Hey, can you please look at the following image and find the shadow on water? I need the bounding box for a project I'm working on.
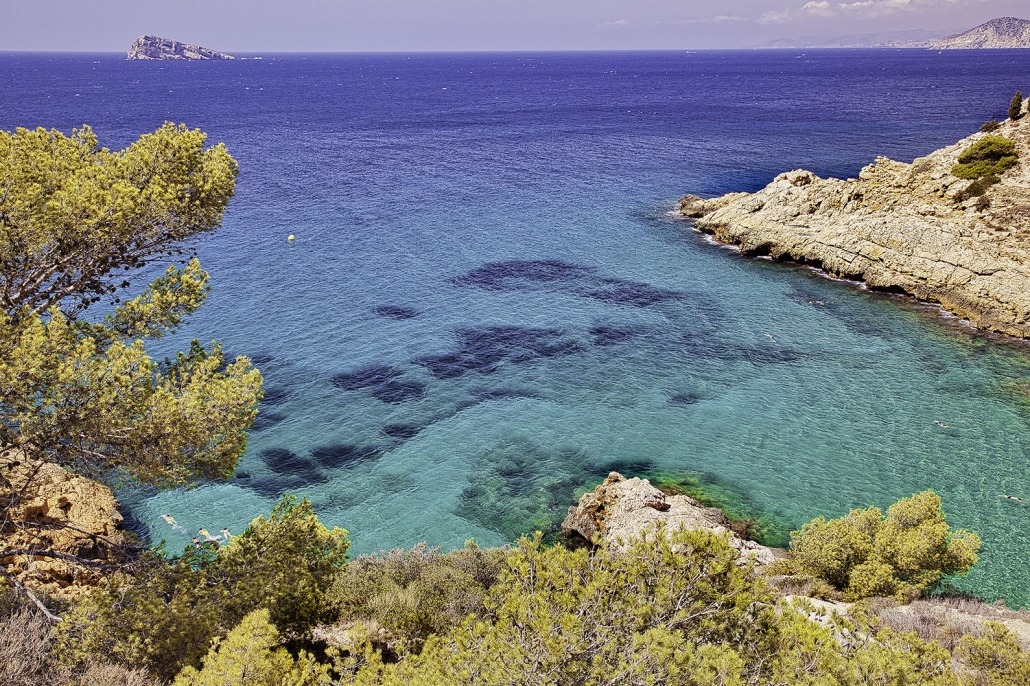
[453,259,686,309]
[253,411,287,431]
[373,304,419,320]
[417,326,585,380]
[310,444,383,469]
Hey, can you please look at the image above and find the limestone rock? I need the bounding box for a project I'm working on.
[1,451,126,601]
[127,35,234,60]
[562,472,779,566]
[684,110,1030,338]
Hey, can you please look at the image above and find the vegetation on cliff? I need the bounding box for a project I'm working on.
[951,135,1018,180]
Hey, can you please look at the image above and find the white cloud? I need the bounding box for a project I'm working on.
[604,19,629,26]
[759,8,793,23]
[802,1,833,16]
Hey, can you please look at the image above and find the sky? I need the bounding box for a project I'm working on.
[1,0,1028,51]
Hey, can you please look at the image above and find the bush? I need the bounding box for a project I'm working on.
[953,174,1001,203]
[952,136,1018,179]
[172,609,330,686]
[787,491,980,601]
[340,527,985,685]
[980,120,1001,133]
[329,541,506,654]
[55,496,349,681]
[1009,91,1024,121]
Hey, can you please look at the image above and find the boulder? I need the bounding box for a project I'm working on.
[562,472,779,566]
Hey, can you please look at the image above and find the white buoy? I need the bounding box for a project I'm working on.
[287,234,295,242]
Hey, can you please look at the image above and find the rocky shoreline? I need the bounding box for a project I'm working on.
[681,99,1030,338]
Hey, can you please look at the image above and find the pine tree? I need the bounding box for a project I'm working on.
[1008,91,1024,120]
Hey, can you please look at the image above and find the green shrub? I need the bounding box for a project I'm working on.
[953,174,1001,202]
[56,497,349,681]
[172,609,330,686]
[1009,91,1024,121]
[952,136,1018,179]
[329,541,506,654]
[787,491,980,601]
[980,120,1001,133]
[342,527,978,686]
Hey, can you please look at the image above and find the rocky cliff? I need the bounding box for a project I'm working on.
[927,17,1030,49]
[127,35,234,60]
[681,99,1030,338]
[562,472,781,566]
[1,450,127,601]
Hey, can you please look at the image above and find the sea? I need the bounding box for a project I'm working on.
[3,49,1030,604]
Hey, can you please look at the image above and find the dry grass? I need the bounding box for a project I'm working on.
[864,594,1030,651]
[0,602,161,686]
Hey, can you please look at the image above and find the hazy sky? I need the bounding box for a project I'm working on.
[2,0,1028,51]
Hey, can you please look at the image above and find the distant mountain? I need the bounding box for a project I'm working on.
[924,17,1030,49]
[127,35,234,60]
[760,28,946,49]
[763,17,1030,49]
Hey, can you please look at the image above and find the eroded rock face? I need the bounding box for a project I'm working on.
[127,35,235,60]
[562,472,779,566]
[1,451,126,601]
[684,102,1030,338]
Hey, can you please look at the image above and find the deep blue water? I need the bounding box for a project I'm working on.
[4,50,1030,604]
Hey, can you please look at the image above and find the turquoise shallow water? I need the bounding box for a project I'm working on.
[4,50,1030,604]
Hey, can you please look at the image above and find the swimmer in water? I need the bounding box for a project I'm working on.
[198,528,221,543]
[1001,495,1024,502]
[933,420,951,429]
[220,528,231,542]
[161,514,186,532]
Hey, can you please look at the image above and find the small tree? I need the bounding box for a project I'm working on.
[788,491,980,601]
[1009,91,1024,120]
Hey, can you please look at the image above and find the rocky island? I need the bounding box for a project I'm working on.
[127,35,234,60]
[926,17,1030,50]
[681,97,1030,338]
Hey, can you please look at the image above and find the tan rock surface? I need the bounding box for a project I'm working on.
[562,472,780,566]
[1,450,126,600]
[683,101,1030,338]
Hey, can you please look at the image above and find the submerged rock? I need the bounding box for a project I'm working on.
[562,472,779,566]
[683,102,1030,338]
[127,35,235,60]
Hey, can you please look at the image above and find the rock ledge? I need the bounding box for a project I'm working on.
[683,101,1030,338]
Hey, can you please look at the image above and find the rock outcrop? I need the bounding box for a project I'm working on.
[1,451,126,600]
[127,35,235,60]
[682,100,1030,338]
[927,17,1030,50]
[562,472,780,566]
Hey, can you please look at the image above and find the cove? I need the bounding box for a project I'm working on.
[4,49,1030,605]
